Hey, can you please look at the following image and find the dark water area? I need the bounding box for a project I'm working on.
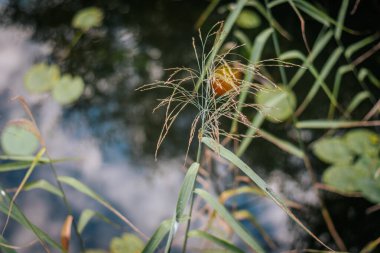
[0,0,379,252]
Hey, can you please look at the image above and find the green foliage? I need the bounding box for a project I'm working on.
[72,7,104,32]
[314,130,380,203]
[236,10,261,29]
[110,233,144,253]
[24,63,60,93]
[1,119,40,156]
[255,85,296,122]
[52,74,85,105]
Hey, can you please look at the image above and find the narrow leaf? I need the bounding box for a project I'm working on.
[188,230,245,253]
[202,137,332,250]
[142,219,171,253]
[195,189,264,253]
[61,215,73,252]
[24,180,63,198]
[296,120,380,129]
[58,176,147,240]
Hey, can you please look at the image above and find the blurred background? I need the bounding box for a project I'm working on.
[0,0,379,252]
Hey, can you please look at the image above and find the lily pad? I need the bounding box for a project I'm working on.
[1,119,40,156]
[236,10,261,29]
[72,7,104,32]
[24,63,60,93]
[358,178,380,203]
[255,85,296,123]
[110,233,144,253]
[322,164,370,192]
[313,137,354,165]
[52,74,85,105]
[345,129,379,157]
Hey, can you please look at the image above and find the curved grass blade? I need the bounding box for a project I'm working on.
[165,162,200,252]
[328,64,353,118]
[202,137,333,251]
[0,161,37,172]
[195,189,264,253]
[233,210,276,249]
[0,185,62,251]
[358,68,380,88]
[345,34,380,59]
[57,176,148,240]
[142,219,171,253]
[195,0,220,29]
[188,230,245,253]
[296,120,380,129]
[334,0,349,40]
[346,91,371,115]
[77,209,119,234]
[24,180,63,198]
[295,47,343,116]
[0,235,17,253]
[257,128,305,158]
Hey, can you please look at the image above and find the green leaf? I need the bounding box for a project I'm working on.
[296,120,380,129]
[58,176,146,239]
[52,74,85,105]
[202,137,332,250]
[358,178,380,204]
[24,63,60,93]
[345,129,379,156]
[1,119,40,156]
[313,137,353,165]
[0,184,62,250]
[142,219,171,253]
[164,162,200,252]
[24,179,63,197]
[0,235,17,253]
[72,7,104,32]
[322,165,370,192]
[255,85,296,122]
[110,233,144,253]
[188,230,245,253]
[236,10,261,29]
[78,209,118,234]
[195,189,264,253]
[176,162,200,221]
[85,250,107,253]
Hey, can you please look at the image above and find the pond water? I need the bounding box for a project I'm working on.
[0,1,379,252]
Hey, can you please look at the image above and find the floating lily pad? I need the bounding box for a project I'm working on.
[52,74,85,105]
[345,129,379,157]
[255,86,296,123]
[322,164,369,192]
[72,7,104,32]
[1,119,40,156]
[24,63,60,93]
[358,178,380,203]
[313,137,354,165]
[110,233,144,253]
[236,10,261,29]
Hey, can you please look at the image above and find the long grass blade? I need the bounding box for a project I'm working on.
[194,189,265,253]
[345,34,380,59]
[0,185,62,250]
[257,128,305,158]
[77,209,117,234]
[195,0,221,29]
[0,235,17,253]
[188,230,245,253]
[296,47,343,116]
[142,219,171,253]
[57,176,148,240]
[164,162,200,252]
[202,137,332,250]
[334,0,349,40]
[23,180,63,198]
[296,120,380,129]
[346,91,371,115]
[358,68,380,88]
